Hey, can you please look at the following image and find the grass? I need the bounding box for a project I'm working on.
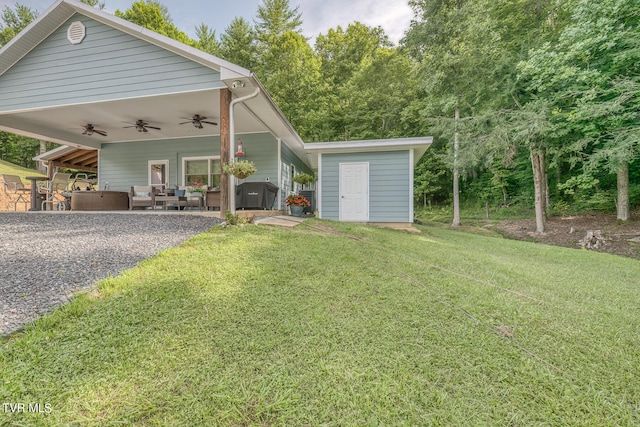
[1,220,640,425]
[0,159,45,182]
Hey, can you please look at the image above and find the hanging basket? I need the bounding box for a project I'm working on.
[223,160,257,180]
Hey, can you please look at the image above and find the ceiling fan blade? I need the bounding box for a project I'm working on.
[95,130,108,136]
[146,126,161,130]
[201,120,218,125]
[179,121,192,125]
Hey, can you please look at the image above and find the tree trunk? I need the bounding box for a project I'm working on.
[452,108,461,227]
[37,140,47,174]
[617,163,629,221]
[531,148,547,233]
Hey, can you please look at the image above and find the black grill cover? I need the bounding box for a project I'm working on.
[236,182,279,209]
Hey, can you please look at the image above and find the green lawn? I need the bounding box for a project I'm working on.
[1,220,639,426]
[0,159,45,182]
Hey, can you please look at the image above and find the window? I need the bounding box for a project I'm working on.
[183,157,221,187]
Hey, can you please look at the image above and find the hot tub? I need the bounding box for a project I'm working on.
[71,191,129,211]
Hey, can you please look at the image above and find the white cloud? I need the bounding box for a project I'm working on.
[298,0,413,45]
[0,0,413,46]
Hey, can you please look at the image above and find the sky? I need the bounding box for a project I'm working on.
[0,0,415,45]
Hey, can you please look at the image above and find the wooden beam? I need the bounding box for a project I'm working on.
[51,160,97,172]
[219,88,231,213]
[63,151,96,164]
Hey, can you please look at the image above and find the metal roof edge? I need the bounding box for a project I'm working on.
[303,137,433,169]
[33,144,81,162]
[304,137,433,151]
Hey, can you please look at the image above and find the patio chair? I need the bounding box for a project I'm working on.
[38,172,72,210]
[71,173,95,191]
[1,174,30,210]
[129,185,157,210]
[178,185,205,210]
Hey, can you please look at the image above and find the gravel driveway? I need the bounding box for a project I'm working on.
[0,212,222,336]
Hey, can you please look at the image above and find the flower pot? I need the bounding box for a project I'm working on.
[290,205,304,217]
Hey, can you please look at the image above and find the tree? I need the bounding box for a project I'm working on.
[253,0,304,79]
[219,17,257,70]
[315,22,390,87]
[341,48,419,140]
[115,1,194,46]
[404,0,503,226]
[261,31,323,139]
[310,23,393,142]
[520,0,640,221]
[80,0,106,9]
[254,0,302,38]
[195,24,221,56]
[0,3,37,48]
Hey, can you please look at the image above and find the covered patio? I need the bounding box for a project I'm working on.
[0,0,309,215]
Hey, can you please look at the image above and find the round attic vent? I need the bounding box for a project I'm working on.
[67,21,86,44]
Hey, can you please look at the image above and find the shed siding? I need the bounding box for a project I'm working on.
[98,133,278,192]
[320,151,411,222]
[0,14,220,112]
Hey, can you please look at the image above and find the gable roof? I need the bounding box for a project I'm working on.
[0,0,305,160]
[0,0,248,81]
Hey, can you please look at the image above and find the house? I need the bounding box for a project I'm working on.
[0,0,431,223]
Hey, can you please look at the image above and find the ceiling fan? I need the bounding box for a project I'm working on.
[124,120,161,133]
[82,124,107,137]
[180,114,217,129]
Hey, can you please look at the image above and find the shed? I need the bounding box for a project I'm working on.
[304,137,432,224]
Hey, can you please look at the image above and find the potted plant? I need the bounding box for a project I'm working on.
[293,173,316,188]
[188,180,207,196]
[222,159,257,179]
[285,194,310,217]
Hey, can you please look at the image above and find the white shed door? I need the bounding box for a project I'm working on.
[340,162,369,222]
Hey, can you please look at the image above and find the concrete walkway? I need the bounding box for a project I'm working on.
[254,215,308,227]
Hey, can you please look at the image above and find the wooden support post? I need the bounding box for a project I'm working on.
[220,88,231,213]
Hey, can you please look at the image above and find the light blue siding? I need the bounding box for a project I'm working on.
[99,136,219,191]
[98,133,279,193]
[321,151,411,222]
[235,133,278,185]
[0,14,221,112]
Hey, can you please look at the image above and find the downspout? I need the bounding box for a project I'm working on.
[229,87,260,213]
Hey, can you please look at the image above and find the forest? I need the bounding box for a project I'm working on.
[1,0,638,230]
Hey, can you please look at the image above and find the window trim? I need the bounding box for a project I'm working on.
[182,156,221,186]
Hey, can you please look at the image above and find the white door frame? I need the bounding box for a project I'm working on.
[148,159,169,190]
[339,162,369,222]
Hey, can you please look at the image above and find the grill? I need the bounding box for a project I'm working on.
[236,182,279,209]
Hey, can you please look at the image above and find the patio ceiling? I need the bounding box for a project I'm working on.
[0,87,271,150]
[0,0,306,167]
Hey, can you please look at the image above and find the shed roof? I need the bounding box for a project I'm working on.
[303,137,433,169]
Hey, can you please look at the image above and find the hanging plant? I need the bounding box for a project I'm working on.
[222,159,257,179]
[293,173,316,186]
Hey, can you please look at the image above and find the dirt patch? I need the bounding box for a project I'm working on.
[489,211,640,260]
